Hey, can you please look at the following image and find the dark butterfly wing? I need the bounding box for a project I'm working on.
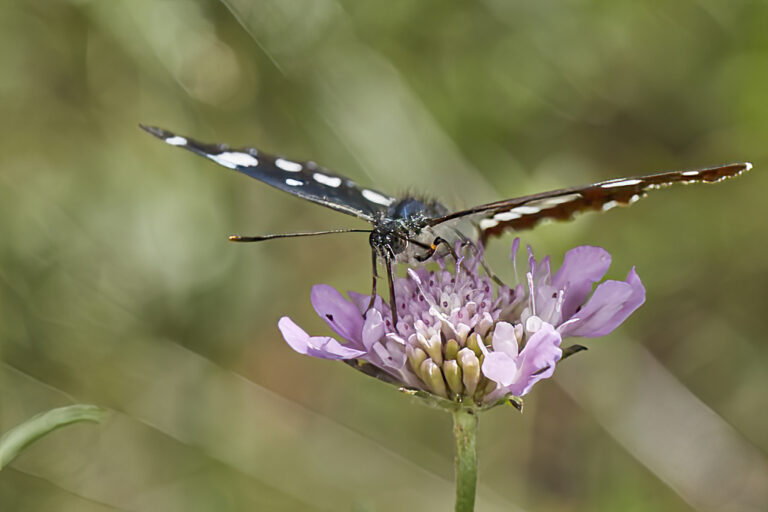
[141,125,395,221]
[428,163,752,243]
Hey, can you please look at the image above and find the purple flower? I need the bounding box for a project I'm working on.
[279,241,645,407]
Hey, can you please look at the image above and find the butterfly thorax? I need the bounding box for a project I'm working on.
[369,197,450,262]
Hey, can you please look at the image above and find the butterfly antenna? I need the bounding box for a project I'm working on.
[229,228,371,242]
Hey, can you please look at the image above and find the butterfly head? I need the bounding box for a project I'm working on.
[369,221,408,258]
[368,197,450,260]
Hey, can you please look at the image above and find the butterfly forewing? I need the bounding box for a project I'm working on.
[141,125,395,221]
[142,124,751,251]
[428,162,752,242]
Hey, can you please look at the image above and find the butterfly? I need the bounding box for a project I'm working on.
[141,124,751,323]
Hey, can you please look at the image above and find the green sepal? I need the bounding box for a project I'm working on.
[507,396,524,413]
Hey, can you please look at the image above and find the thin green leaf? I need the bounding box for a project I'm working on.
[0,404,105,470]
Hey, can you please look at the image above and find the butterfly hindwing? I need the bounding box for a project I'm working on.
[428,163,751,243]
[140,125,395,221]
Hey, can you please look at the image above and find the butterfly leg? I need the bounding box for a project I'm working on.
[424,234,509,288]
[416,236,473,272]
[452,231,508,288]
[384,250,399,327]
[366,249,380,312]
[415,236,452,262]
[478,256,507,288]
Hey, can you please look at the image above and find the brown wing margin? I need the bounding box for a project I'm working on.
[427,162,752,243]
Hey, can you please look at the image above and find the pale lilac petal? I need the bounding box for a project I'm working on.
[385,340,407,368]
[558,267,645,338]
[507,323,562,396]
[553,246,612,320]
[491,321,519,357]
[347,291,372,314]
[349,291,391,324]
[277,317,312,354]
[510,237,521,277]
[278,317,366,360]
[311,284,364,342]
[534,255,551,285]
[362,309,385,350]
[373,339,407,369]
[535,284,560,325]
[305,337,368,359]
[482,351,519,387]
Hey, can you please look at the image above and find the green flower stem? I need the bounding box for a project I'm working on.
[453,408,478,512]
[0,404,105,470]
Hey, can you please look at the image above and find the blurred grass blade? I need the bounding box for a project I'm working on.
[0,405,105,470]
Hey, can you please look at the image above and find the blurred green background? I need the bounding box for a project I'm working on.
[1,0,767,510]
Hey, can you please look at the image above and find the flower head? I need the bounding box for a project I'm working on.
[279,241,644,408]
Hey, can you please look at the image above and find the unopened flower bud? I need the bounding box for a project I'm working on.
[420,358,448,398]
[458,348,480,397]
[466,332,484,357]
[444,339,460,361]
[407,345,427,375]
[417,333,443,365]
[443,360,463,396]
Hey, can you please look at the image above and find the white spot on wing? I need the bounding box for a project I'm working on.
[682,170,700,177]
[494,211,521,221]
[508,205,540,215]
[275,158,302,172]
[745,162,753,171]
[601,200,620,211]
[165,136,187,146]
[285,178,302,187]
[210,152,259,169]
[362,189,394,206]
[601,178,643,188]
[313,173,342,188]
[629,194,641,204]
[479,219,499,230]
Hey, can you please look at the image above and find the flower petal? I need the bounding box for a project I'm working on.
[491,321,519,357]
[372,339,407,369]
[552,246,612,320]
[558,267,645,338]
[508,323,562,396]
[277,317,312,354]
[278,317,366,360]
[482,351,519,387]
[346,291,372,314]
[534,255,551,285]
[305,337,367,359]
[362,309,386,350]
[311,284,364,342]
[510,237,521,277]
[348,291,388,316]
